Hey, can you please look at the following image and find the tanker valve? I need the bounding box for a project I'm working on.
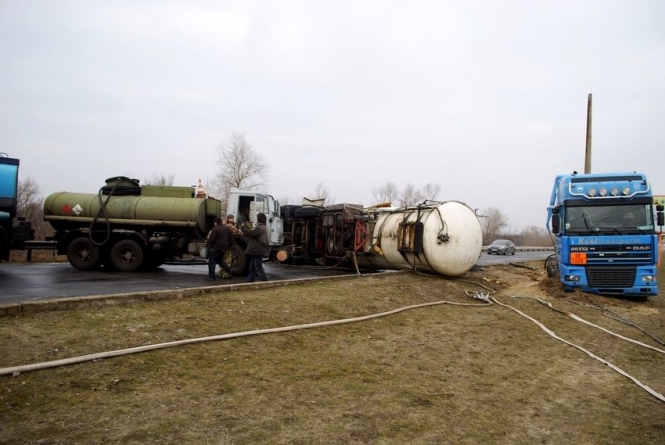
[437,234,450,243]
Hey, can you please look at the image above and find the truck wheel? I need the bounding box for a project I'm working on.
[225,245,248,275]
[280,205,302,218]
[67,237,101,271]
[545,255,559,279]
[295,206,322,218]
[110,239,144,272]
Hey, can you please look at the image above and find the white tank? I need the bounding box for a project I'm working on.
[356,201,482,277]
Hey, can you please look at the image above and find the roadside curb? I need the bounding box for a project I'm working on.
[0,272,395,318]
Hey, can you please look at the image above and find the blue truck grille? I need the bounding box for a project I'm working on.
[586,266,636,288]
[570,244,653,264]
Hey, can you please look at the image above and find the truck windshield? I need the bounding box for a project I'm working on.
[565,204,655,234]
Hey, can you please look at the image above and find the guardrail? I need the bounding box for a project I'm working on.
[11,240,59,262]
[481,246,554,253]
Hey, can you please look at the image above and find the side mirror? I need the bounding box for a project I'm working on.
[551,207,560,233]
[656,204,664,227]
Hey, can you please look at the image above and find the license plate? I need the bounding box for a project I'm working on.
[570,253,587,265]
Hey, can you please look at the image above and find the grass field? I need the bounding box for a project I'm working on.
[1,262,664,444]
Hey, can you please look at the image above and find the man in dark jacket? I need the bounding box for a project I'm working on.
[240,212,269,282]
[206,217,234,281]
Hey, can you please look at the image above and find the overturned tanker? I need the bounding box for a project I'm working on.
[277,200,483,277]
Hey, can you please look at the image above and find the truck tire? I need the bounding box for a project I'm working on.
[67,237,101,270]
[280,205,302,218]
[545,254,559,279]
[225,244,248,275]
[295,206,322,218]
[110,238,145,272]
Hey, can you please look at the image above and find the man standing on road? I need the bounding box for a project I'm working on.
[240,212,269,282]
[206,217,234,281]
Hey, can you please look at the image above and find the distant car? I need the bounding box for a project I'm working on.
[487,239,516,255]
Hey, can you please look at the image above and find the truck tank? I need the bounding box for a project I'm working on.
[43,180,224,272]
[44,192,215,234]
[356,201,482,277]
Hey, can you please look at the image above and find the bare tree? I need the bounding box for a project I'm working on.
[214,132,269,200]
[398,183,424,207]
[421,183,441,201]
[16,177,41,215]
[371,181,399,204]
[310,183,335,205]
[519,225,551,247]
[13,177,55,260]
[480,207,509,244]
[277,195,295,205]
[143,173,175,186]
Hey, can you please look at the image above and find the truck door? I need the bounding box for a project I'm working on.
[265,195,283,246]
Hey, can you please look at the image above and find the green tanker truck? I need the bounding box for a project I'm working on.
[43,177,283,273]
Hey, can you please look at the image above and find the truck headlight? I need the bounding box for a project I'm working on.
[642,275,655,282]
[565,275,581,282]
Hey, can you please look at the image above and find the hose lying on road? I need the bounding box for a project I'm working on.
[564,297,665,346]
[536,298,665,355]
[493,295,665,404]
[4,279,663,405]
[0,298,491,377]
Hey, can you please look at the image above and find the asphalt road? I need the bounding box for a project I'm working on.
[0,261,360,304]
[0,250,553,304]
[476,249,553,267]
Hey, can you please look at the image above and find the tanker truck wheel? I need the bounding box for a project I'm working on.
[224,244,248,276]
[110,239,145,272]
[67,237,101,271]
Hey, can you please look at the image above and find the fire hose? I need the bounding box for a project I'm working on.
[0,298,490,377]
[2,280,663,404]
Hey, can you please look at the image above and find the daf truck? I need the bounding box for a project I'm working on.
[546,171,664,297]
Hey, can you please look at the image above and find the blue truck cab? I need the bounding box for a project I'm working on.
[0,153,35,262]
[0,153,21,261]
[546,172,664,297]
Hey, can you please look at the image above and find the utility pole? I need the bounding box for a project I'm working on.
[584,93,593,174]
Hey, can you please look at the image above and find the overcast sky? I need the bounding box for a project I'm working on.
[1,0,664,231]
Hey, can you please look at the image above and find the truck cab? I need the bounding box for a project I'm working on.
[223,188,284,274]
[546,172,663,297]
[226,188,283,247]
[0,153,34,262]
